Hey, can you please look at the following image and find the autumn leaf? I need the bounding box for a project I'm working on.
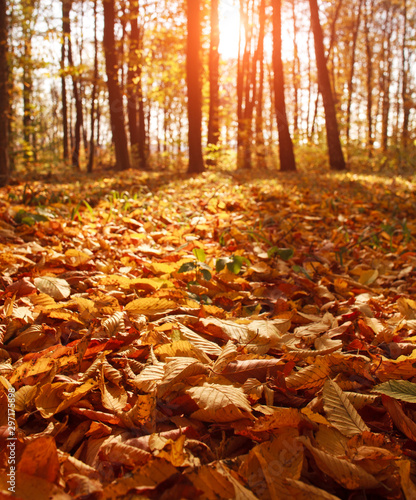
[373,379,416,403]
[187,382,253,422]
[323,379,369,437]
[34,276,71,300]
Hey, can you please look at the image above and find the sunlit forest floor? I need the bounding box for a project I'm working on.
[1,156,416,499]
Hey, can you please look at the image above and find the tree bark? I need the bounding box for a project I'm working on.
[61,0,70,161]
[380,6,393,152]
[309,0,346,170]
[364,0,374,155]
[401,0,410,148]
[345,0,363,152]
[103,0,131,170]
[272,0,296,172]
[0,0,9,186]
[186,0,204,174]
[87,0,98,173]
[22,0,34,161]
[65,0,83,169]
[207,0,220,164]
[127,0,147,169]
[255,0,266,168]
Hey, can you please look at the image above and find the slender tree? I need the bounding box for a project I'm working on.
[255,0,266,168]
[22,0,35,161]
[103,0,131,170]
[65,0,83,169]
[0,0,9,186]
[87,0,98,173]
[186,0,204,173]
[207,0,220,164]
[61,0,70,161]
[401,0,410,148]
[345,0,363,153]
[272,0,296,171]
[364,0,374,155]
[127,0,147,169]
[309,0,346,170]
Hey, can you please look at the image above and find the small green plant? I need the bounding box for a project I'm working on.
[178,248,213,281]
[268,247,294,260]
[216,254,251,274]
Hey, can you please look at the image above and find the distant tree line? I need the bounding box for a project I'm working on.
[0,0,415,185]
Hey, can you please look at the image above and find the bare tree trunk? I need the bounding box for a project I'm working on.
[345,0,363,154]
[380,6,393,152]
[0,0,9,186]
[103,0,131,170]
[127,0,147,169]
[207,0,220,165]
[401,0,410,149]
[309,0,346,170]
[291,0,301,140]
[364,0,374,155]
[63,0,82,169]
[272,0,296,171]
[186,0,204,173]
[61,0,70,161]
[22,14,33,161]
[87,0,98,173]
[255,0,266,168]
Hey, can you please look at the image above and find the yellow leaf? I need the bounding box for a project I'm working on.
[187,382,253,422]
[358,269,378,285]
[155,340,211,364]
[125,297,177,315]
[65,248,91,266]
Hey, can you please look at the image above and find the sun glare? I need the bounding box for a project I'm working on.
[218,1,240,59]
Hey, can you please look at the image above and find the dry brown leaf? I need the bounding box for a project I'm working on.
[187,381,253,422]
[323,379,369,437]
[382,394,416,441]
[298,436,381,490]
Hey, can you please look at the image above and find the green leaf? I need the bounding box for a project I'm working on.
[216,258,227,272]
[178,262,197,273]
[269,247,294,260]
[193,248,206,262]
[200,269,212,281]
[227,256,243,274]
[372,380,416,403]
[226,255,251,275]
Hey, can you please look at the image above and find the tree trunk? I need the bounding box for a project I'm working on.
[0,0,9,186]
[255,0,266,168]
[345,0,363,153]
[309,0,346,170]
[127,0,147,169]
[401,0,410,148]
[61,0,70,161]
[291,0,301,140]
[22,22,33,161]
[87,0,98,173]
[272,0,296,172]
[364,0,374,155]
[103,0,131,170]
[186,0,204,174]
[380,6,393,152]
[207,0,220,164]
[65,1,83,169]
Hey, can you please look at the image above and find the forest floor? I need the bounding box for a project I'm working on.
[1,165,416,499]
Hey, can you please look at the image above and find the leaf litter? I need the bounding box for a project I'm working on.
[1,170,416,498]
